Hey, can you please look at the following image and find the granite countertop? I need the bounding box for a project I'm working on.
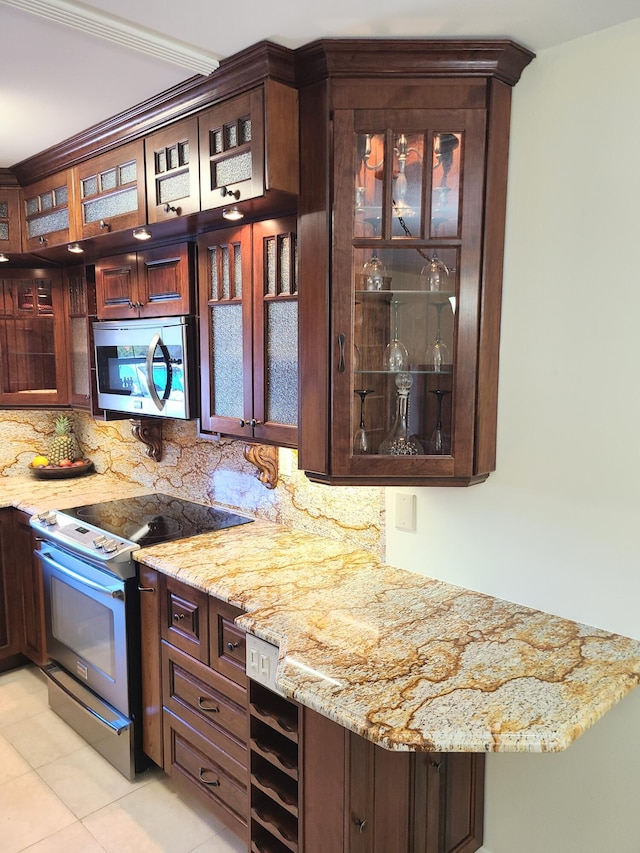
[4,474,640,755]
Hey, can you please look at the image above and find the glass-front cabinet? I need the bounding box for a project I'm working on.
[198,216,298,447]
[73,141,145,239]
[341,111,483,480]
[0,268,68,405]
[297,40,534,486]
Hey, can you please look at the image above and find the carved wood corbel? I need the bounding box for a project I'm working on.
[130,417,163,462]
[243,443,278,489]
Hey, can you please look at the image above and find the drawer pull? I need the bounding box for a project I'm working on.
[198,768,220,786]
[197,697,219,713]
[354,817,368,833]
[226,641,239,651]
[173,613,185,622]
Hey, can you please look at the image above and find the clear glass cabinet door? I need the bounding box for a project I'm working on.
[332,108,486,478]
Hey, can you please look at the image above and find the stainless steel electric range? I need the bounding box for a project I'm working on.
[30,493,253,779]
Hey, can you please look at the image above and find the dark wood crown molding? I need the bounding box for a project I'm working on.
[295,38,535,89]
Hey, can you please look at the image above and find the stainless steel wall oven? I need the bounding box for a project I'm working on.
[31,494,252,779]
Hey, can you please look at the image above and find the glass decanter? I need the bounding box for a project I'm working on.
[379,372,423,456]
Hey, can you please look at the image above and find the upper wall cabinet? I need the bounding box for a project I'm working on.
[296,40,534,486]
[145,117,200,224]
[198,82,299,212]
[95,242,194,319]
[73,141,146,240]
[0,186,22,254]
[21,170,74,252]
[0,268,69,406]
[198,216,298,447]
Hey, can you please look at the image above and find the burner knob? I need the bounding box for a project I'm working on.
[103,539,119,554]
[37,510,57,526]
[93,535,107,549]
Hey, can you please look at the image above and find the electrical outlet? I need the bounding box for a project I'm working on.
[395,493,416,532]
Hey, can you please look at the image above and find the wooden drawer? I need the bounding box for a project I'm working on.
[162,641,247,768]
[164,708,248,839]
[161,576,209,663]
[211,598,248,686]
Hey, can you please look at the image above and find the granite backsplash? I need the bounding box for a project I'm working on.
[0,409,384,556]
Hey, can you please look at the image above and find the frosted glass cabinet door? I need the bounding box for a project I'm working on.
[197,216,298,447]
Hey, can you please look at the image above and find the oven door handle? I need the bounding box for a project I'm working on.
[146,333,172,411]
[34,549,125,600]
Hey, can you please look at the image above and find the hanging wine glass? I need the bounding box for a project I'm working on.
[425,301,451,373]
[429,389,451,455]
[419,253,449,292]
[383,300,409,371]
[361,253,386,291]
[353,389,374,454]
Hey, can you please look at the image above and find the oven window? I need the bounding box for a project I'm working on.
[51,577,116,678]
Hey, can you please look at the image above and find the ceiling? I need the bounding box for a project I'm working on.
[1,0,638,170]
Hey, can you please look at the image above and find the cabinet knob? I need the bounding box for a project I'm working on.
[163,203,179,215]
[226,641,239,651]
[239,418,261,428]
[99,219,111,232]
[39,236,48,246]
[354,817,368,833]
[220,185,240,200]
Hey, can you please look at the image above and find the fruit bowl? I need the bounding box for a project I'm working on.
[29,459,95,479]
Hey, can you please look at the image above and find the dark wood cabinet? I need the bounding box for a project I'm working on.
[302,706,484,853]
[0,509,22,670]
[296,40,534,486]
[0,183,22,255]
[13,510,47,667]
[155,573,249,843]
[21,170,74,252]
[145,117,200,224]
[63,266,98,410]
[198,83,299,212]
[73,141,145,240]
[139,564,163,768]
[198,216,298,446]
[95,241,193,319]
[0,268,69,406]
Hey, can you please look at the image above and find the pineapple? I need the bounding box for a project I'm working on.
[49,415,78,464]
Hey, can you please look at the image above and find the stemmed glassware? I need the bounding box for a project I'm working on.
[353,389,374,454]
[425,301,450,373]
[429,389,451,454]
[383,300,409,371]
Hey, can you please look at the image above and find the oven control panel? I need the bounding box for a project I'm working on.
[31,511,139,573]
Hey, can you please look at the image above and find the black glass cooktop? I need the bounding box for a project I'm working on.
[63,493,252,547]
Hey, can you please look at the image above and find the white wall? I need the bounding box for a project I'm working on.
[385,19,640,853]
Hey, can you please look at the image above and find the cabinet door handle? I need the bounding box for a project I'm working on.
[354,817,368,833]
[197,697,219,713]
[226,641,239,651]
[138,586,155,593]
[198,768,220,786]
[173,613,185,622]
[338,333,346,373]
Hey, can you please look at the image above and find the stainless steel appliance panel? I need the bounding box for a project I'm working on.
[93,315,194,419]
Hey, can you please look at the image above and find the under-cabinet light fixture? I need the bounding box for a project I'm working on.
[0,253,8,263]
[67,242,83,253]
[132,226,152,241]
[222,206,244,222]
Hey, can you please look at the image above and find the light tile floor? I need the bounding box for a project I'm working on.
[0,665,246,853]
